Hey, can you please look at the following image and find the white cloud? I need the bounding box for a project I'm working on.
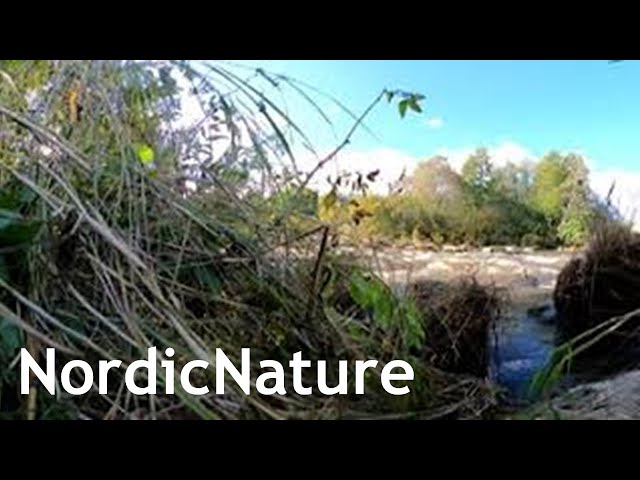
[590,168,640,224]
[491,142,536,167]
[295,147,419,195]
[433,141,535,172]
[173,86,640,230]
[294,141,540,196]
[425,117,444,129]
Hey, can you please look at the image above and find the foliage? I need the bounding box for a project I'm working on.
[322,148,606,248]
[0,60,502,421]
[529,152,569,222]
[348,271,425,351]
[461,147,494,205]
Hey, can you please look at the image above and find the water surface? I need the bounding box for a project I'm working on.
[489,301,560,402]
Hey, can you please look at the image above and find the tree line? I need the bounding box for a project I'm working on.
[314,148,617,248]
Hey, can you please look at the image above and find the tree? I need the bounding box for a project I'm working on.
[529,151,569,223]
[411,156,465,209]
[272,187,318,218]
[493,161,533,202]
[408,156,468,242]
[557,154,593,245]
[528,151,594,245]
[461,147,494,205]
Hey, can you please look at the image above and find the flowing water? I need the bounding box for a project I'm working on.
[370,247,577,402]
[367,246,640,416]
[488,300,563,402]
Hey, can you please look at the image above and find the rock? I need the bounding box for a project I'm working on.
[526,302,556,324]
[545,370,640,420]
[442,244,469,253]
[413,240,438,251]
[527,303,552,317]
[375,238,393,248]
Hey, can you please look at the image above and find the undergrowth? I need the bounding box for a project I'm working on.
[0,60,499,419]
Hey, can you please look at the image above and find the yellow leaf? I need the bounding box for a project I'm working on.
[322,190,338,210]
[68,88,79,124]
[137,144,155,165]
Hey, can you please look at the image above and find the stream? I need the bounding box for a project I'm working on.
[488,301,560,402]
[372,247,578,403]
[369,247,640,415]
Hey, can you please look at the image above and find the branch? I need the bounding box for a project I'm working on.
[0,104,91,173]
[295,90,385,195]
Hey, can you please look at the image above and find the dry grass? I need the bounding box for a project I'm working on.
[552,222,640,372]
[0,60,501,420]
[554,223,640,338]
[409,279,501,377]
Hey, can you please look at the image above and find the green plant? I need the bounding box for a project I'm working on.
[348,271,425,352]
[528,305,640,399]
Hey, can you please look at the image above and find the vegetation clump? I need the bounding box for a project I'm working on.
[409,279,500,377]
[0,60,502,420]
[319,148,615,250]
[554,222,640,351]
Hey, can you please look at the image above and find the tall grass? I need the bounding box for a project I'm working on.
[0,60,497,419]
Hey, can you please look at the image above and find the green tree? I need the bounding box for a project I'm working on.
[494,161,533,202]
[411,156,466,209]
[529,151,569,223]
[529,151,594,246]
[409,156,468,242]
[461,147,494,204]
[557,154,592,245]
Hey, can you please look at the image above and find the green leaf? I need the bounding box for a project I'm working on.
[348,272,395,329]
[372,285,394,327]
[0,218,41,247]
[136,144,155,165]
[0,316,23,357]
[408,97,423,113]
[348,272,371,308]
[0,256,8,281]
[194,266,221,294]
[385,90,395,103]
[0,187,22,212]
[398,99,409,118]
[528,343,573,399]
[19,186,36,204]
[402,300,425,349]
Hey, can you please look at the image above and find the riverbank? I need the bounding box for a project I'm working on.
[343,245,640,415]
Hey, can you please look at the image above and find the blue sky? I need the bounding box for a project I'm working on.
[200,61,640,218]
[227,60,639,162]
